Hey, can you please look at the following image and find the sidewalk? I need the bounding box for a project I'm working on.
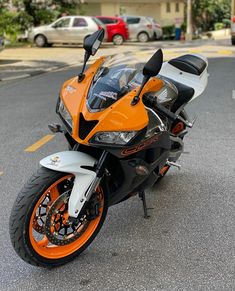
[0,38,234,82]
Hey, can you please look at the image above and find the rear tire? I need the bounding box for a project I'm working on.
[9,167,108,268]
[35,34,47,47]
[138,32,149,43]
[112,34,124,45]
[232,36,235,45]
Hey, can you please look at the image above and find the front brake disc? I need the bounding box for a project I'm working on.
[44,191,89,246]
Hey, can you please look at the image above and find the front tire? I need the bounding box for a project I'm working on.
[112,34,124,45]
[138,32,149,43]
[35,34,47,47]
[9,167,107,267]
[232,36,235,45]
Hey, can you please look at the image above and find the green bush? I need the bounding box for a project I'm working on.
[214,22,224,30]
[0,10,20,43]
[222,18,230,28]
[15,11,34,32]
[181,22,187,33]
[34,9,56,25]
[162,25,175,40]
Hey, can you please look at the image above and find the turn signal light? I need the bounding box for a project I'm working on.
[135,165,149,176]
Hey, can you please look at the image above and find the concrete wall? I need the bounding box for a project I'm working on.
[82,3,101,16]
[160,1,184,26]
[101,3,120,16]
[120,3,161,21]
[83,1,185,26]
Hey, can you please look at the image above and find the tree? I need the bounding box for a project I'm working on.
[192,0,231,31]
[12,0,84,26]
[52,0,84,16]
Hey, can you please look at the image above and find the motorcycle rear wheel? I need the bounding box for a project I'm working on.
[9,167,107,268]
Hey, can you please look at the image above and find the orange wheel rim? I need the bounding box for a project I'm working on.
[29,175,104,259]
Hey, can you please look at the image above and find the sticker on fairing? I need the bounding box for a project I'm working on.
[94,91,118,101]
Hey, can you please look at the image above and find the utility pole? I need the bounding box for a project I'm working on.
[186,0,192,41]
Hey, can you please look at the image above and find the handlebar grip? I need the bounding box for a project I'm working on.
[143,94,178,122]
[154,102,178,122]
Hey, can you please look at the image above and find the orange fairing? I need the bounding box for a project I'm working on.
[60,57,164,145]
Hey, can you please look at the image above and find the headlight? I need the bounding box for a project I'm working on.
[90,131,137,145]
[56,98,73,132]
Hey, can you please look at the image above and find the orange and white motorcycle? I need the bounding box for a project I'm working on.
[9,29,208,267]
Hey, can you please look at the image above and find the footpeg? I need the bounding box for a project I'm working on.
[166,161,181,170]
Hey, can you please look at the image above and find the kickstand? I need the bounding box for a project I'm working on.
[138,191,151,219]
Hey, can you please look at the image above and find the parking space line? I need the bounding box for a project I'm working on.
[25,134,55,152]
[217,50,233,55]
[188,50,202,54]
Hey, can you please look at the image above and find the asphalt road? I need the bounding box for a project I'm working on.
[0,56,235,290]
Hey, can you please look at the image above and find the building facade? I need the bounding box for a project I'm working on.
[82,0,185,26]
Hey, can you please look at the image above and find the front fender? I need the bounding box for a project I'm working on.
[40,151,97,217]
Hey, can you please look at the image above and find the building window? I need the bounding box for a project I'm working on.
[166,2,171,13]
[176,2,179,12]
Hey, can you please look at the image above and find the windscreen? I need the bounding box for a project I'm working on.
[87,54,144,112]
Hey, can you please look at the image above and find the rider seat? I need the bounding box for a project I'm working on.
[169,54,207,76]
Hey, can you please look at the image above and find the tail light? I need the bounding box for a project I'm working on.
[147,24,152,29]
[98,25,102,30]
[233,16,235,23]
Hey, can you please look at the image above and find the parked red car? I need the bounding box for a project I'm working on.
[96,16,129,45]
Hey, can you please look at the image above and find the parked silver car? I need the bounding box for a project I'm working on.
[147,17,163,40]
[28,16,106,47]
[121,16,154,42]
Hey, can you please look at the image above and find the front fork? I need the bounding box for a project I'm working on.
[47,123,109,218]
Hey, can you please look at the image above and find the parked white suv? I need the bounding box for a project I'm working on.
[121,16,154,42]
[28,16,106,47]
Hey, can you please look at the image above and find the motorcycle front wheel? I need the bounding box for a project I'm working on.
[9,167,107,268]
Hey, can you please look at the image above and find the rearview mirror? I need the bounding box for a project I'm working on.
[131,49,164,105]
[83,29,105,56]
[143,49,163,77]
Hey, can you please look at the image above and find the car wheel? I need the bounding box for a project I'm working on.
[35,34,47,47]
[138,32,149,43]
[232,37,235,45]
[112,34,124,45]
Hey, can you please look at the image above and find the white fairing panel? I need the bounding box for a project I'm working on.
[40,151,97,217]
[159,54,209,101]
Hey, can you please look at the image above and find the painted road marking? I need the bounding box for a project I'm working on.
[232,90,235,100]
[188,50,202,54]
[217,50,233,55]
[0,171,3,176]
[25,134,55,152]
[135,50,234,58]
